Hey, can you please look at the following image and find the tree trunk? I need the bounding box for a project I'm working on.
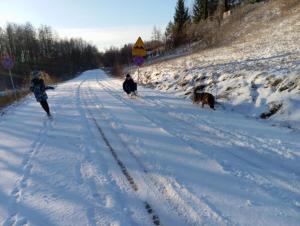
[204,0,208,19]
[225,0,229,11]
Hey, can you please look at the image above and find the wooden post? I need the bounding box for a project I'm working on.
[138,66,140,84]
[9,69,17,100]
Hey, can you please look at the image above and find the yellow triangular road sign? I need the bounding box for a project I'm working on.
[132,37,147,57]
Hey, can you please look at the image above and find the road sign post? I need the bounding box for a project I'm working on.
[138,67,140,84]
[9,70,16,99]
[1,55,16,100]
[133,56,145,83]
[132,37,147,83]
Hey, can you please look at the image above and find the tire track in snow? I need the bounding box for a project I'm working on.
[78,80,132,226]
[92,77,233,226]
[86,84,208,226]
[76,79,104,226]
[79,79,162,226]
[89,112,160,226]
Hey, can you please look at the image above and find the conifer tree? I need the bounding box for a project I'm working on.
[192,0,208,23]
[174,0,190,30]
[173,0,190,47]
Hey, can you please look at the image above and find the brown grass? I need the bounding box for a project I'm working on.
[0,90,30,110]
[0,71,60,111]
[188,0,300,51]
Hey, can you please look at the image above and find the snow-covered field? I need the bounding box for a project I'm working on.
[132,2,300,130]
[0,70,299,226]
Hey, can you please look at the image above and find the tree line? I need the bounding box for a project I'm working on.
[103,0,263,76]
[165,0,263,48]
[0,23,100,89]
[0,0,264,86]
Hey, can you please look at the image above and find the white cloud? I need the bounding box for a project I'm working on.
[56,26,153,51]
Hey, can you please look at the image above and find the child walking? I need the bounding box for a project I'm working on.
[30,70,54,117]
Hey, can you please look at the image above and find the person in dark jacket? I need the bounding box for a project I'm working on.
[123,74,137,96]
[30,70,54,117]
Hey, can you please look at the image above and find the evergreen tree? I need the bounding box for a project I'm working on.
[192,0,208,23]
[173,0,190,47]
[174,0,190,30]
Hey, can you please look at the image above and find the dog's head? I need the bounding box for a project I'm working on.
[193,92,203,103]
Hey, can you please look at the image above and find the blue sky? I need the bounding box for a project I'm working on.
[0,0,193,51]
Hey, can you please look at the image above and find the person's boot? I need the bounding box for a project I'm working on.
[47,112,52,118]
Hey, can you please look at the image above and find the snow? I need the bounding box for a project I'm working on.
[0,69,299,226]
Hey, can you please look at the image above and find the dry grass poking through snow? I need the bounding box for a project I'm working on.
[187,0,300,50]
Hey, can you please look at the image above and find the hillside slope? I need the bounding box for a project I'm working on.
[133,0,300,129]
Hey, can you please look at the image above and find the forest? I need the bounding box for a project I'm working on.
[0,23,100,90]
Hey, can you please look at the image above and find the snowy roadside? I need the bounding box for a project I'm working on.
[132,5,300,130]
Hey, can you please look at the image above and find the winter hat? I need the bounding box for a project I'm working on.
[32,70,41,78]
[126,74,131,78]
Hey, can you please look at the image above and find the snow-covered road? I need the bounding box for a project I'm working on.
[0,70,299,226]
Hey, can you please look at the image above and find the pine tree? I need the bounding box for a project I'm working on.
[174,0,190,30]
[173,0,190,47]
[192,0,208,23]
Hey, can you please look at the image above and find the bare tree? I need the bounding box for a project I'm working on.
[0,22,100,88]
[151,26,163,43]
[216,0,226,25]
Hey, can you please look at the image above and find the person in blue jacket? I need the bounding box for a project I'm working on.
[30,70,54,117]
[123,74,137,96]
